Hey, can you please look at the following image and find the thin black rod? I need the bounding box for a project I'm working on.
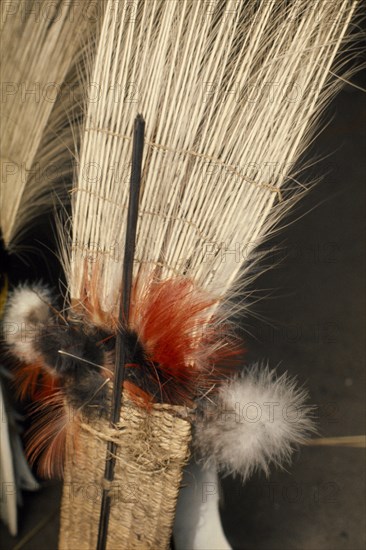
[96,114,145,550]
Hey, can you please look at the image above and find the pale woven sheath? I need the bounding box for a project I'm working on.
[58,401,191,550]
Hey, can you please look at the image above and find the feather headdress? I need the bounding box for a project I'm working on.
[2,0,359,491]
[2,2,360,547]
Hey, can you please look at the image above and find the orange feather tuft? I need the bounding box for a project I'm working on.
[12,361,45,401]
[128,277,244,404]
[25,388,69,479]
[13,361,68,478]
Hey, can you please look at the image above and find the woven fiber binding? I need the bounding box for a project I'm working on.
[59,401,191,550]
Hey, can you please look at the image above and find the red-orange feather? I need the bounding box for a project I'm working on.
[13,361,69,478]
[129,278,244,404]
[13,276,244,477]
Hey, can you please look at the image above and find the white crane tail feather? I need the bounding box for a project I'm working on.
[66,0,358,314]
[0,0,94,248]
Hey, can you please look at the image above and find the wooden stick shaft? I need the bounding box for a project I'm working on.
[97,114,145,550]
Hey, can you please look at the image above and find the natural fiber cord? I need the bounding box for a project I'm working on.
[58,402,192,550]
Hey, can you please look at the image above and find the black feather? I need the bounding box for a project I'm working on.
[36,319,172,415]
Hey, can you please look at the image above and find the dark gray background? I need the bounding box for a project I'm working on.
[220,79,366,550]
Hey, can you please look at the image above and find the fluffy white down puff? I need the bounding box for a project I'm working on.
[194,365,315,480]
[2,284,54,364]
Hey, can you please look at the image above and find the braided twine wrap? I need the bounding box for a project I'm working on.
[59,401,192,549]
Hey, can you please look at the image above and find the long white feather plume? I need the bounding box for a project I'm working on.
[65,0,358,316]
[0,0,95,249]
